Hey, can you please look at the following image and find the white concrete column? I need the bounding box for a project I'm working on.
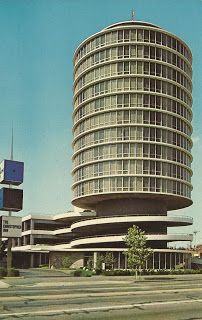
[93,252,97,269]
[118,252,121,269]
[30,219,34,230]
[152,252,155,269]
[175,252,177,269]
[145,258,148,270]
[158,252,161,269]
[30,235,34,245]
[165,252,167,269]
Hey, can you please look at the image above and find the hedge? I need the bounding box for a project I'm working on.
[103,269,202,276]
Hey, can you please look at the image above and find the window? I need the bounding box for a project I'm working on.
[118,30,123,42]
[137,29,143,41]
[124,30,129,41]
[131,29,136,41]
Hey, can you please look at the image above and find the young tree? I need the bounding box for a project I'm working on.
[124,225,153,279]
[104,252,116,270]
[96,253,116,271]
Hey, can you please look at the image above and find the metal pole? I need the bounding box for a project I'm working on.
[7,126,14,276]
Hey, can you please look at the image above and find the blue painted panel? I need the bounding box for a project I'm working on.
[3,160,24,185]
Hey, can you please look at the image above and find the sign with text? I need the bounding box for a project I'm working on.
[0,160,24,186]
[1,216,22,238]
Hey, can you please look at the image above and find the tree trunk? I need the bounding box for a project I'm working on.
[135,269,138,280]
[139,266,142,279]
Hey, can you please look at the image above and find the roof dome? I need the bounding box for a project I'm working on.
[104,20,161,30]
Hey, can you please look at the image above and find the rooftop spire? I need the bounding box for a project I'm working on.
[131,9,135,21]
[10,123,14,161]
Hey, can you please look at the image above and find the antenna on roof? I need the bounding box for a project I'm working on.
[131,9,135,21]
[10,123,14,161]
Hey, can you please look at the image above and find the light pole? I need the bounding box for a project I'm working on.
[193,230,200,249]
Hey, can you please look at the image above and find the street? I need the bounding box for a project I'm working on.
[0,269,202,319]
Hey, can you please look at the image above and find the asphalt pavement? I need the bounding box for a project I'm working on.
[0,269,202,319]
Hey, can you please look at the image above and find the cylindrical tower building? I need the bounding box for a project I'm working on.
[71,21,193,253]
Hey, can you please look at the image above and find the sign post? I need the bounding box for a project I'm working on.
[0,128,24,275]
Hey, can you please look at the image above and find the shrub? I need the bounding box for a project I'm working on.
[104,269,135,276]
[0,267,7,277]
[7,268,19,277]
[73,269,93,277]
[61,256,72,269]
[95,268,102,275]
[39,264,49,268]
[103,268,202,276]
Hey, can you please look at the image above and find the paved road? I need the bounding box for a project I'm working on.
[0,269,202,319]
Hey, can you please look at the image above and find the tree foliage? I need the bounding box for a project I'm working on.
[124,225,153,277]
[0,241,6,260]
[96,253,116,270]
[61,256,72,269]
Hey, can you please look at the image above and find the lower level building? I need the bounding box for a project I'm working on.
[7,210,193,270]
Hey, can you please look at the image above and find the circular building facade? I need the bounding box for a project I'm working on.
[72,21,192,218]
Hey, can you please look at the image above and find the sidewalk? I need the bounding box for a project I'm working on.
[0,280,10,289]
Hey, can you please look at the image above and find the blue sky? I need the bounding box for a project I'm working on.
[0,0,201,242]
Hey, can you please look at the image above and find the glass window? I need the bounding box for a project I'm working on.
[124,94,129,107]
[131,45,136,57]
[118,62,123,74]
[118,47,123,58]
[131,29,136,41]
[106,33,110,44]
[150,31,155,43]
[124,78,130,89]
[156,32,161,44]
[117,94,123,106]
[150,47,155,59]
[144,30,149,42]
[124,30,130,41]
[131,61,136,74]
[137,61,143,74]
[150,63,155,75]
[117,79,123,91]
[111,47,117,59]
[144,62,149,75]
[118,30,123,42]
[100,35,105,46]
[124,45,129,57]
[137,29,143,41]
[144,46,149,58]
[124,62,130,74]
[137,45,143,57]
[111,31,117,43]
[156,48,161,60]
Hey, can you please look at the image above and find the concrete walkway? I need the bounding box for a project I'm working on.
[0,280,10,288]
